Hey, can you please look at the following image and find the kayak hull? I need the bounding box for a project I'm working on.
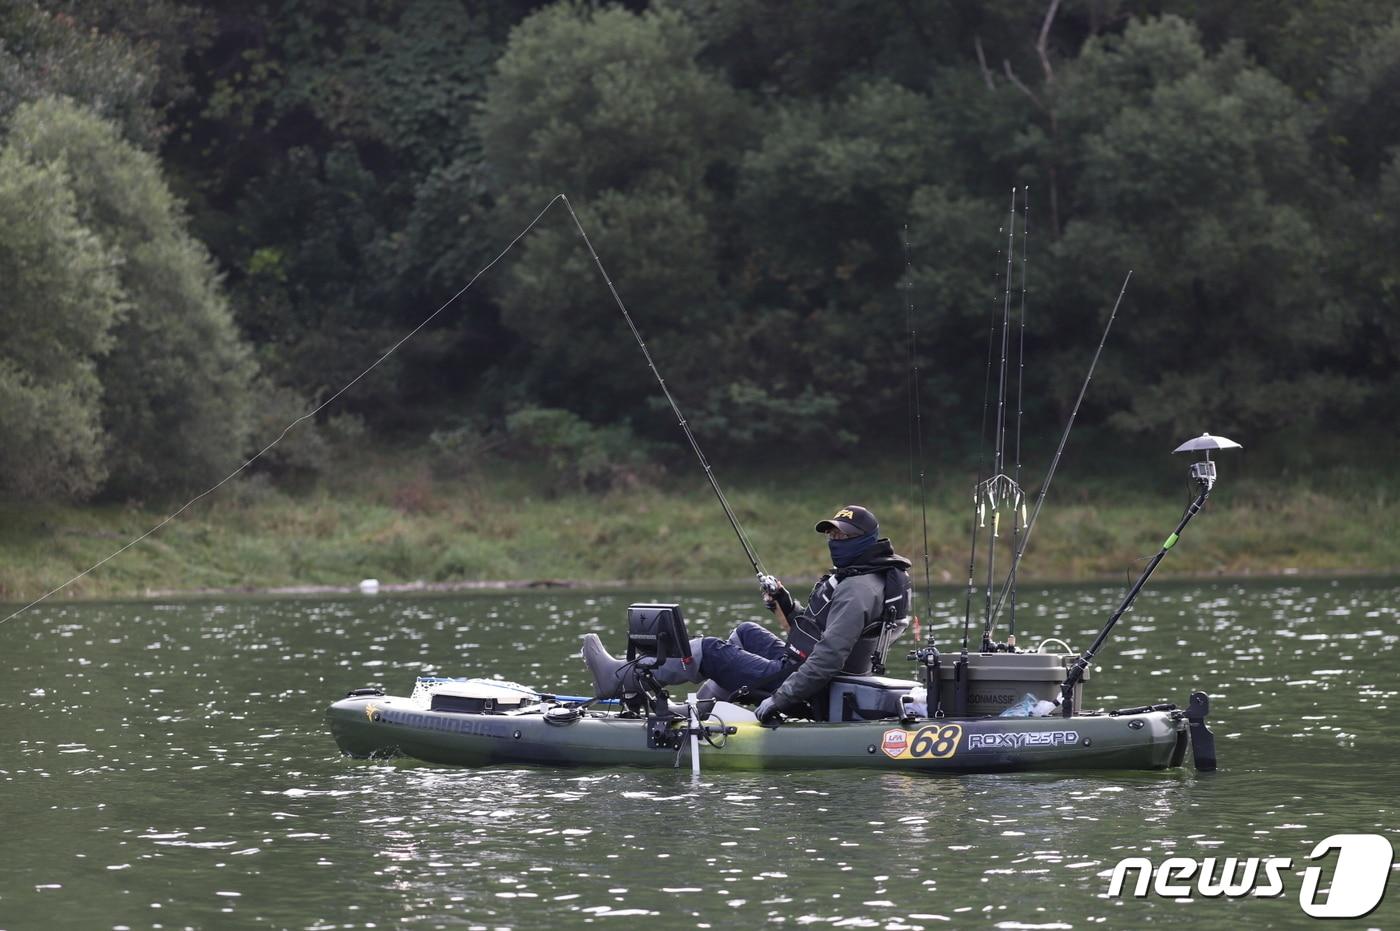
[326,695,1188,773]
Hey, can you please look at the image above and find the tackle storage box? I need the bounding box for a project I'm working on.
[931,651,1089,715]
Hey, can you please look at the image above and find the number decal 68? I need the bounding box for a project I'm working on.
[909,724,962,759]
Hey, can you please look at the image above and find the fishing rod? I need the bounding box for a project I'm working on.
[985,269,1133,632]
[903,225,934,644]
[979,188,1024,651]
[559,198,780,612]
[2,193,775,629]
[1058,433,1241,717]
[961,221,1006,647]
[1006,188,1030,648]
[954,201,1015,711]
[1,194,573,629]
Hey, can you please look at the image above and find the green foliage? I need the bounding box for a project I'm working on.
[427,416,497,477]
[1347,148,1400,409]
[162,1,534,421]
[0,3,162,147]
[6,0,1399,511]
[730,80,951,436]
[680,0,961,97]
[1322,13,1400,183]
[481,3,750,437]
[495,187,728,423]
[1045,17,1357,437]
[483,4,744,195]
[5,443,1398,599]
[7,97,257,496]
[738,81,942,289]
[244,379,335,478]
[505,406,653,491]
[0,144,124,499]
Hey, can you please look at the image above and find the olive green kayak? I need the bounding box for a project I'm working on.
[326,691,1193,773]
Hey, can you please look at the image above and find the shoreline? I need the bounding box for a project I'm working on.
[18,563,1394,605]
[5,454,1397,607]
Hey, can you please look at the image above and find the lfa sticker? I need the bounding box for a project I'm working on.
[882,724,963,760]
[880,729,909,758]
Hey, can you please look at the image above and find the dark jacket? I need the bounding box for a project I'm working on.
[771,570,889,710]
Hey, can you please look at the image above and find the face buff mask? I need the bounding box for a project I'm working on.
[828,529,878,568]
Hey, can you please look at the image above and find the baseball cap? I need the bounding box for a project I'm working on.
[814,505,879,535]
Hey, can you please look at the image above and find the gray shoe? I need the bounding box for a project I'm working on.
[649,637,706,686]
[696,678,730,702]
[580,634,706,698]
[581,633,638,698]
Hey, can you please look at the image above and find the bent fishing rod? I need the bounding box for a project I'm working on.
[559,198,783,617]
[2,194,570,629]
[2,193,775,629]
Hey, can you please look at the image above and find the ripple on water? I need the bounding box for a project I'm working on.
[2,580,1398,929]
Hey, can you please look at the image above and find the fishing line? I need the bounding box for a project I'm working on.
[3,193,762,628]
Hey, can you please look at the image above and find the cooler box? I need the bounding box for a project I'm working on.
[933,651,1089,715]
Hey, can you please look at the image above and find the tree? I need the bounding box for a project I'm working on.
[480,3,749,434]
[8,97,258,495]
[1043,16,1355,438]
[0,145,124,499]
[0,3,163,148]
[162,1,541,423]
[728,80,976,442]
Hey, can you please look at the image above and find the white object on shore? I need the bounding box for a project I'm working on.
[359,578,380,595]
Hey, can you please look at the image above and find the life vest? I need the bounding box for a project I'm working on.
[785,555,912,673]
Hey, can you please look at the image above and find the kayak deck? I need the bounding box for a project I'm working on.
[326,693,1190,773]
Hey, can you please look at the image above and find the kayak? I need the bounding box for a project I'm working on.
[325,677,1211,774]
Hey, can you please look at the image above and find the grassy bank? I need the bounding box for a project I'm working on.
[2,439,1397,604]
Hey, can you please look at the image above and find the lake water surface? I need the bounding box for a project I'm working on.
[2,578,1397,929]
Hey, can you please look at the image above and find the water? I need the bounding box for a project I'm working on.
[2,579,1397,929]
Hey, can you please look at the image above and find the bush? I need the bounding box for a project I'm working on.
[505,407,655,491]
[427,417,502,477]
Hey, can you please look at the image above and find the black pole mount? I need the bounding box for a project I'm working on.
[1058,433,1241,718]
[1185,690,1217,771]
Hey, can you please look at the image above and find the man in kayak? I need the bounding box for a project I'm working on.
[580,505,912,722]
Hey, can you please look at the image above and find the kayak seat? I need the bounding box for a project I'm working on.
[842,615,911,674]
[694,673,919,723]
[816,673,920,722]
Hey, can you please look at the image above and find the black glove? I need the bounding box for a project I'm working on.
[760,576,796,617]
[755,696,782,724]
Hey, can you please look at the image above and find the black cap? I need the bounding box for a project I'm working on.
[814,505,879,535]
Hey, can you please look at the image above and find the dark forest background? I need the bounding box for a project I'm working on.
[2,0,1398,503]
